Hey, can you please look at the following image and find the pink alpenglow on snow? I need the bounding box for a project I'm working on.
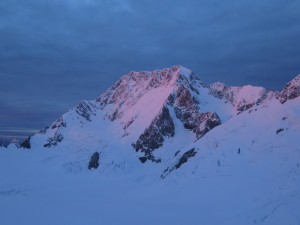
[1,66,300,225]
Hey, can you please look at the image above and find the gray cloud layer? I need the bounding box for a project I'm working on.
[1,0,300,136]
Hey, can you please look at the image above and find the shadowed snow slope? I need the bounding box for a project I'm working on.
[1,66,300,225]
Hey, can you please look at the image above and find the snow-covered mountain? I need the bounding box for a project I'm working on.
[0,137,11,148]
[0,136,25,148]
[20,66,278,163]
[1,65,300,225]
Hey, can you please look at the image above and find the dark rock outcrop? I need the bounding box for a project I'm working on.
[209,83,272,113]
[170,85,221,139]
[96,66,221,160]
[0,137,28,148]
[76,101,97,122]
[161,148,197,179]
[88,152,100,169]
[175,148,197,169]
[279,75,300,103]
[276,128,284,134]
[139,157,148,163]
[20,137,31,149]
[208,82,226,99]
[39,126,49,135]
[137,150,161,163]
[44,133,63,148]
[96,66,183,121]
[133,106,175,157]
[193,112,221,139]
[51,117,66,129]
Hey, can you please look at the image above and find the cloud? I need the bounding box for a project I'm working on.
[0,127,39,138]
[0,128,39,133]
[1,0,300,132]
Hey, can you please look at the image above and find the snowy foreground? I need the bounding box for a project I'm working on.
[1,98,300,225]
[1,66,300,225]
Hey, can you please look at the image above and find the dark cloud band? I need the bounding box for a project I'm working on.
[1,0,300,134]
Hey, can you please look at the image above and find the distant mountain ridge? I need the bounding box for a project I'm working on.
[0,136,24,148]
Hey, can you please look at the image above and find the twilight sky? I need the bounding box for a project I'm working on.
[1,0,300,138]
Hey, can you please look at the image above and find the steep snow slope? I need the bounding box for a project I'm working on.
[25,65,275,163]
[0,66,300,225]
[172,97,300,224]
[1,97,299,225]
[24,66,225,163]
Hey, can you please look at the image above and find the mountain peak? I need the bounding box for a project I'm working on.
[95,66,205,144]
[96,65,198,119]
[177,65,193,77]
[279,74,300,103]
[120,65,194,89]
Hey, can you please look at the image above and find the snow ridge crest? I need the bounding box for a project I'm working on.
[96,65,197,121]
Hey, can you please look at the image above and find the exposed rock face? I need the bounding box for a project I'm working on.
[208,82,226,99]
[51,117,66,129]
[88,152,100,169]
[279,75,300,103]
[209,83,273,113]
[139,157,148,163]
[97,66,182,121]
[44,133,63,148]
[98,66,222,160]
[170,84,221,139]
[76,101,97,121]
[38,116,67,148]
[0,137,27,148]
[20,137,31,149]
[133,106,174,162]
[161,148,197,178]
[176,108,221,140]
[128,73,217,161]
[175,148,197,169]
[194,112,221,139]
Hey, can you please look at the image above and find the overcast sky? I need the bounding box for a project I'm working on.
[1,0,300,138]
